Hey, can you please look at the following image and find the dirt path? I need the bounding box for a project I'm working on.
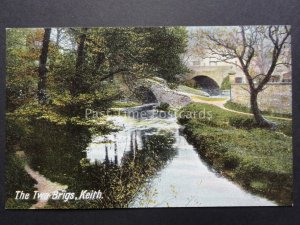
[16,151,68,209]
[186,93,292,121]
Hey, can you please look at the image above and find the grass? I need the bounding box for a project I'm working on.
[191,95,228,102]
[112,101,141,108]
[176,85,210,97]
[224,101,292,119]
[178,103,292,205]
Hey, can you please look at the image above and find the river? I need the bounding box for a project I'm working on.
[85,106,276,207]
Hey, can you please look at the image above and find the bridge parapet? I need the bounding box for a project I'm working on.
[188,65,233,72]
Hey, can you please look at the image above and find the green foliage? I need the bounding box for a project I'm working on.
[168,82,179,89]
[112,101,141,108]
[51,87,119,118]
[6,113,30,153]
[6,29,39,111]
[6,27,188,115]
[223,151,240,170]
[176,85,209,97]
[156,102,170,111]
[140,27,189,83]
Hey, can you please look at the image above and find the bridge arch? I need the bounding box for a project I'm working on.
[192,75,220,95]
[134,86,158,103]
[134,78,193,108]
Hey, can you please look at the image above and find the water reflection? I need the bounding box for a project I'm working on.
[22,116,177,208]
[73,128,177,208]
[86,114,177,165]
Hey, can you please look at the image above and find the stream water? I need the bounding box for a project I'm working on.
[85,107,276,207]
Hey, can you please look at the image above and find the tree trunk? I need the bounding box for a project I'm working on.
[37,28,51,104]
[250,90,275,128]
[71,28,87,96]
[56,28,62,46]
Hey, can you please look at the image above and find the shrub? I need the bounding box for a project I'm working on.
[156,102,170,111]
[223,152,240,170]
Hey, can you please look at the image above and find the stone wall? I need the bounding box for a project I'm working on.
[231,83,292,114]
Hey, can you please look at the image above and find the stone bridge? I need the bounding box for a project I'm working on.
[135,78,192,108]
[180,65,237,94]
[134,64,237,107]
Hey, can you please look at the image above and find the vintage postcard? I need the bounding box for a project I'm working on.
[5,26,292,209]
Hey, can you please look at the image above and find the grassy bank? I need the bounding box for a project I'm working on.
[176,85,209,96]
[224,101,292,119]
[178,103,292,205]
[191,95,228,102]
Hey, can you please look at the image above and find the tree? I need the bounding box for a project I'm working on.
[220,75,230,90]
[40,27,188,117]
[55,28,64,46]
[70,28,88,96]
[142,27,188,83]
[37,28,51,104]
[6,28,58,110]
[193,26,291,128]
[66,27,188,92]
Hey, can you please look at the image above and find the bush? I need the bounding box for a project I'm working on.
[52,91,118,118]
[168,82,179,90]
[156,102,170,111]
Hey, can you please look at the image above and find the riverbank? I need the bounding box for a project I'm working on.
[5,153,38,209]
[178,103,293,205]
